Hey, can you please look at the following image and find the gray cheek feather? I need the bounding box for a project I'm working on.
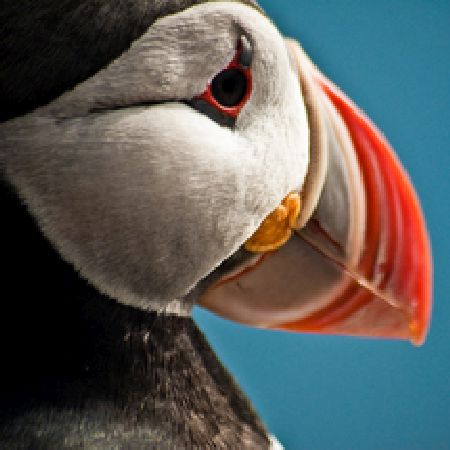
[0,3,309,311]
[0,105,268,310]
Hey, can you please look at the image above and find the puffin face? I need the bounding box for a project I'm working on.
[1,3,308,309]
[0,2,431,344]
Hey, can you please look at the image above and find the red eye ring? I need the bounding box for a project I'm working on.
[196,40,253,119]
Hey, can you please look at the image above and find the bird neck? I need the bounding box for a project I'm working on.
[0,180,269,447]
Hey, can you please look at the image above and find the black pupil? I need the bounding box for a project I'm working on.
[210,68,247,107]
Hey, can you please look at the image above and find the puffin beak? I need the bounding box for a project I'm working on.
[198,40,432,346]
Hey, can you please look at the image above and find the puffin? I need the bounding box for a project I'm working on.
[0,0,432,448]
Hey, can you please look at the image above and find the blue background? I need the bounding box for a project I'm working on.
[195,1,450,449]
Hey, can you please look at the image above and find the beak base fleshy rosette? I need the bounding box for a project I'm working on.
[244,192,302,253]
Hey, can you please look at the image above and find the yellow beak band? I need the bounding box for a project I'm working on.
[244,192,301,253]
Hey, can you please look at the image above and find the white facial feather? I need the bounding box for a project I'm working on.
[0,2,309,310]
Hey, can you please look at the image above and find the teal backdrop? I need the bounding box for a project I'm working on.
[195,1,450,449]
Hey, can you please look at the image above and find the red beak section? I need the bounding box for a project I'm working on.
[278,69,432,345]
[198,43,432,346]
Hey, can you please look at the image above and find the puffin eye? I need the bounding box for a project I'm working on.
[189,36,253,128]
[210,68,248,107]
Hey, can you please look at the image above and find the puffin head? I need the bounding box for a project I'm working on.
[0,1,432,344]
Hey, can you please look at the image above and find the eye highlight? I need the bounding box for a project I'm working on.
[189,36,253,127]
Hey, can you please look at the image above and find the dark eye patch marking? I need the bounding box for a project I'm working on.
[189,35,253,128]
